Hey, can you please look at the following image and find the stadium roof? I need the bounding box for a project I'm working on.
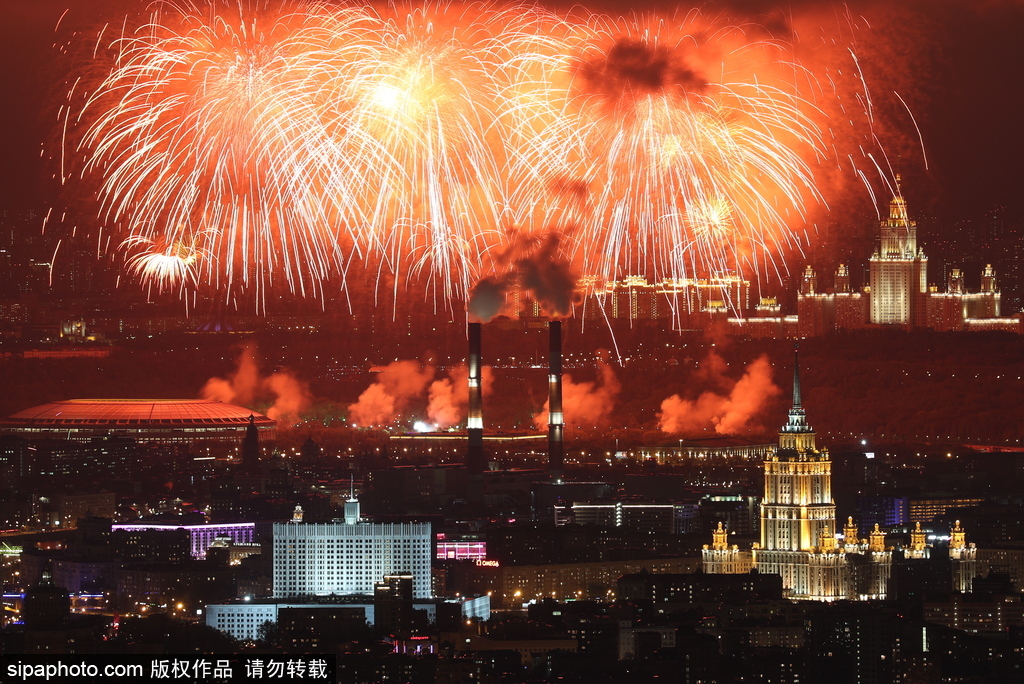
[2,399,273,428]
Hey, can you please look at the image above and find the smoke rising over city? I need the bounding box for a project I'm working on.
[200,343,312,426]
[659,352,780,435]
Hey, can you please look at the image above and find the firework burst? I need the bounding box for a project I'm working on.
[75,0,366,305]
[521,12,824,285]
[123,233,205,293]
[68,1,828,309]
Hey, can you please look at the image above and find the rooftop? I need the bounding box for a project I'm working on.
[2,399,274,428]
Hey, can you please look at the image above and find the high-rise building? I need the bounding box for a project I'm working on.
[704,346,892,600]
[869,181,928,325]
[949,520,978,593]
[900,520,978,593]
[273,499,432,599]
[582,275,750,324]
[797,266,836,337]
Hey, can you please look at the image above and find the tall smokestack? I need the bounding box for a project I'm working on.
[467,322,485,474]
[548,320,564,481]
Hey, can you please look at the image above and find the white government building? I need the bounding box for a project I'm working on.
[205,495,491,641]
[273,498,432,599]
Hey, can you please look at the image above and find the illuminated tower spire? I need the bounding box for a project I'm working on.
[870,176,928,325]
[981,264,997,293]
[761,345,834,553]
[869,524,886,553]
[844,517,859,546]
[792,342,802,409]
[909,522,928,556]
[835,264,851,293]
[800,265,817,295]
[779,343,814,452]
[712,522,729,550]
[950,520,967,551]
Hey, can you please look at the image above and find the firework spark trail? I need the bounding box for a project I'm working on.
[314,2,552,304]
[539,13,825,285]
[68,1,831,308]
[123,234,204,293]
[76,1,366,305]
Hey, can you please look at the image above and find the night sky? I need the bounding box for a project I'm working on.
[2,0,1023,227]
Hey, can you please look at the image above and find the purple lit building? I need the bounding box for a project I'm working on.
[111,522,256,559]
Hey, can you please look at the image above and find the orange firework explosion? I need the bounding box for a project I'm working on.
[123,233,205,293]
[522,10,823,283]
[68,1,827,308]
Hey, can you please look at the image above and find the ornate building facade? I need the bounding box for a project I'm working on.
[901,520,979,593]
[869,179,929,325]
[703,347,893,600]
[949,520,979,593]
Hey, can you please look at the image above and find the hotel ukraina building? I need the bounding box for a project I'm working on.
[704,348,979,599]
[703,347,894,600]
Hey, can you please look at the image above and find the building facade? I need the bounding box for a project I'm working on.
[703,347,892,600]
[111,522,255,559]
[273,500,432,599]
[869,184,928,325]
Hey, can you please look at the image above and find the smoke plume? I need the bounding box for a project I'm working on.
[348,360,434,427]
[200,344,312,427]
[427,364,496,429]
[534,360,621,430]
[468,231,579,322]
[467,278,507,323]
[578,38,708,101]
[658,353,780,435]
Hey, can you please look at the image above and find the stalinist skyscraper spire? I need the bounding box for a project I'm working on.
[778,343,814,452]
[705,345,892,600]
[869,175,928,325]
[759,344,835,558]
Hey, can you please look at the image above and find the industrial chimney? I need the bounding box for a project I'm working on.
[548,320,564,481]
[467,321,485,474]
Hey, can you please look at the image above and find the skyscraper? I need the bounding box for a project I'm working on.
[869,180,928,325]
[704,346,892,600]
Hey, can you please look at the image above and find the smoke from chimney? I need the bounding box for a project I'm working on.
[468,231,579,323]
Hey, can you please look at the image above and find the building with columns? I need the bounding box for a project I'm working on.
[704,346,892,600]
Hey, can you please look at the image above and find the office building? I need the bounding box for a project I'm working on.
[273,500,432,599]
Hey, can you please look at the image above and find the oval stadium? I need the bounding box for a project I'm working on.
[0,399,275,445]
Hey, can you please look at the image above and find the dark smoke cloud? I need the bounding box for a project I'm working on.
[519,233,578,318]
[468,231,579,322]
[577,38,708,100]
[468,277,506,323]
